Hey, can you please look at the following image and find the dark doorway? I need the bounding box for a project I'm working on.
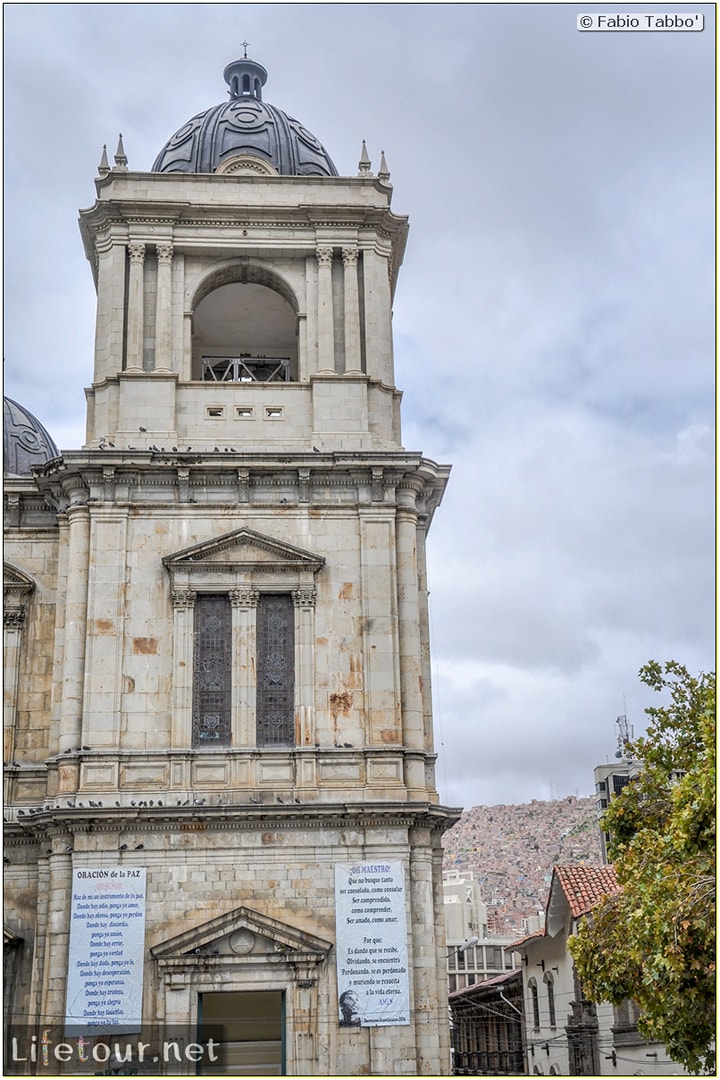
[198,990,285,1075]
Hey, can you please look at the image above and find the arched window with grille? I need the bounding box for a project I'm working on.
[528,978,540,1030]
[544,971,557,1029]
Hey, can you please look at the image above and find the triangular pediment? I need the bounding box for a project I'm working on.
[150,904,332,963]
[163,527,324,573]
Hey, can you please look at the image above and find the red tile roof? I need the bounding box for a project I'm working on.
[507,927,546,950]
[553,864,620,918]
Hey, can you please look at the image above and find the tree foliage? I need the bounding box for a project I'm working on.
[569,661,716,1074]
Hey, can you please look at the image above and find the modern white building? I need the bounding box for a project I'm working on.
[442,871,524,994]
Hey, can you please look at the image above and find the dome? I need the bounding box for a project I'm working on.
[152,55,338,178]
[4,397,60,477]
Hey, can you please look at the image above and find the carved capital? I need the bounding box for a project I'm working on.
[4,607,26,629]
[341,247,358,270]
[128,241,146,263]
[292,587,317,608]
[229,587,260,608]
[171,588,196,609]
[316,247,333,269]
[156,243,174,263]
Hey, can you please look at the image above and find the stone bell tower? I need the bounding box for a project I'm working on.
[4,54,458,1076]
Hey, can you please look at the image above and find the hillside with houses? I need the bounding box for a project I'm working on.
[442,796,603,934]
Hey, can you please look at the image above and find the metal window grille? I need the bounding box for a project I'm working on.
[192,595,232,747]
[202,356,290,383]
[256,594,295,746]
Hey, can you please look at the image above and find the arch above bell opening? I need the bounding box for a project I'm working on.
[189,260,300,315]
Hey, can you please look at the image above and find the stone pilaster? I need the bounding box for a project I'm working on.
[342,247,362,374]
[59,501,90,754]
[409,829,451,1075]
[93,240,127,385]
[154,243,174,371]
[3,607,26,762]
[292,588,317,746]
[83,510,128,749]
[359,512,402,747]
[362,246,393,385]
[40,845,74,1026]
[182,309,193,382]
[170,588,196,747]
[316,247,335,373]
[28,854,51,1028]
[229,588,259,748]
[396,485,425,791]
[126,241,146,371]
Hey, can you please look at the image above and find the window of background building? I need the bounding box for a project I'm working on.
[529,979,540,1030]
[544,972,556,1028]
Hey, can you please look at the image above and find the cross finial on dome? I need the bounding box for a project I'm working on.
[241,40,250,59]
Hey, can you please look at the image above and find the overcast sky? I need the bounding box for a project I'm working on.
[4,3,715,811]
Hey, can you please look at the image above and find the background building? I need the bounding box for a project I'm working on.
[593,714,638,863]
[3,54,458,1076]
[449,969,525,1076]
[511,866,685,1077]
[443,871,524,994]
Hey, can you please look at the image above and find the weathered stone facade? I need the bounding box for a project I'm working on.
[4,58,458,1075]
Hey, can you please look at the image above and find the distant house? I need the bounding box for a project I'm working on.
[449,968,525,1075]
[511,865,686,1076]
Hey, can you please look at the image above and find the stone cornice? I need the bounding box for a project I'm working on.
[5,800,461,837]
[79,188,408,278]
[26,453,450,522]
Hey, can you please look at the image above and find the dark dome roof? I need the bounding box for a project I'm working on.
[152,56,338,177]
[4,397,60,477]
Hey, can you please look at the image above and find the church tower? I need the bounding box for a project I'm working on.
[4,55,458,1075]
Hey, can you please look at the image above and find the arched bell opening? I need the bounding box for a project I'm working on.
[191,281,299,383]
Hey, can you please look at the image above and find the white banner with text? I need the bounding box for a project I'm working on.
[65,867,146,1034]
[334,861,410,1027]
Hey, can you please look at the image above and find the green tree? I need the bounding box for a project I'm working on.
[569,661,716,1074]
